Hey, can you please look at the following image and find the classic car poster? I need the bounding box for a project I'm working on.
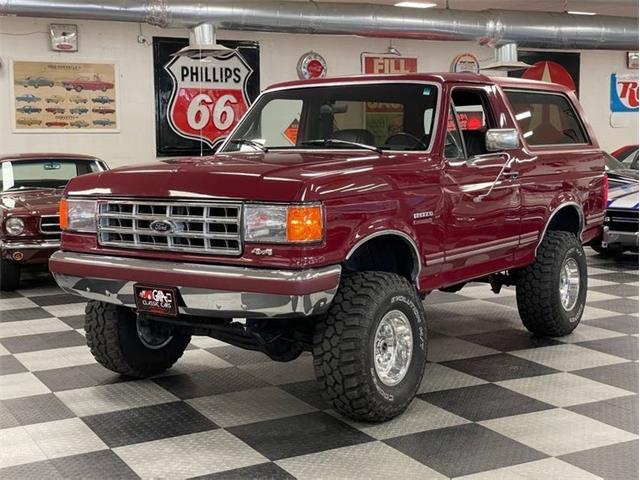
[510,50,581,96]
[153,37,260,156]
[11,60,118,132]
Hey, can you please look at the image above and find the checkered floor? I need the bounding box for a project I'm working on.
[0,252,637,479]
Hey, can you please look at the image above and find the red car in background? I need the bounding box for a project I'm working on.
[45,121,69,127]
[62,77,114,92]
[0,154,107,290]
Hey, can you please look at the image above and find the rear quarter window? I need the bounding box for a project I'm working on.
[505,90,588,146]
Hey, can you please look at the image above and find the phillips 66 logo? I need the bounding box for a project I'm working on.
[610,73,639,113]
[164,52,254,148]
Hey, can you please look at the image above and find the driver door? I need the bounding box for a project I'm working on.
[441,86,521,285]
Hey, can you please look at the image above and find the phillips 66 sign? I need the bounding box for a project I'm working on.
[153,37,260,156]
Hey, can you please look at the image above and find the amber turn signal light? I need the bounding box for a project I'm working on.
[287,206,324,243]
[59,198,68,231]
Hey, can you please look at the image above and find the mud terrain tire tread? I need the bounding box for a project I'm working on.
[313,271,427,422]
[85,301,190,378]
[516,231,587,337]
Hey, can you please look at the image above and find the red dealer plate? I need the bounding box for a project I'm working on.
[134,285,179,317]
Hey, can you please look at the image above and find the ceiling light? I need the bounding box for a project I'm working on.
[567,11,596,15]
[394,2,437,8]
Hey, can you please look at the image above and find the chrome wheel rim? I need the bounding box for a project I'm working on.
[559,257,581,311]
[136,317,173,350]
[373,310,413,387]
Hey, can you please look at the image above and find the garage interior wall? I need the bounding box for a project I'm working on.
[1,17,637,167]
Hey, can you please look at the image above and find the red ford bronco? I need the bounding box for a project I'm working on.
[50,73,606,422]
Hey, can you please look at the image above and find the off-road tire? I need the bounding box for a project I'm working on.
[85,301,190,378]
[0,259,21,291]
[313,272,428,422]
[517,231,587,336]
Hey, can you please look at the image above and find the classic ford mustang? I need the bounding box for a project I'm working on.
[0,154,107,290]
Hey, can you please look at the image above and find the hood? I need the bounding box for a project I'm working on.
[65,151,395,202]
[0,189,62,215]
[608,182,639,211]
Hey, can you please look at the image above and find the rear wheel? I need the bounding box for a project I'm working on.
[0,259,21,291]
[313,272,427,422]
[517,231,587,336]
[85,301,190,378]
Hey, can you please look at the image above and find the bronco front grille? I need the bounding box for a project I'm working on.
[40,215,61,235]
[605,208,639,233]
[97,200,242,255]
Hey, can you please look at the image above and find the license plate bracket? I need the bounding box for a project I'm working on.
[134,285,179,317]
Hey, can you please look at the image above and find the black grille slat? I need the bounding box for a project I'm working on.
[97,200,242,255]
[40,215,61,235]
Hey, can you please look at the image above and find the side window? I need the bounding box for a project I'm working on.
[444,105,465,160]
[505,90,588,146]
[451,89,495,158]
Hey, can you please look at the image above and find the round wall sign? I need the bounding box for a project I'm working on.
[450,53,480,74]
[297,51,327,80]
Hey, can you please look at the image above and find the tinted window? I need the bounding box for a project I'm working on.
[450,89,495,158]
[444,106,465,160]
[505,90,588,146]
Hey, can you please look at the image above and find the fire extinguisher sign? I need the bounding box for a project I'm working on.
[610,72,639,113]
[153,37,260,156]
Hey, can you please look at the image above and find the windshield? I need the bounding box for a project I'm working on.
[0,159,103,191]
[222,83,439,154]
[604,152,626,171]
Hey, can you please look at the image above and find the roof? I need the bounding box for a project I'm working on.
[0,153,100,162]
[266,72,572,94]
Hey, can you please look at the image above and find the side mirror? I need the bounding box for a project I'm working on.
[485,128,520,152]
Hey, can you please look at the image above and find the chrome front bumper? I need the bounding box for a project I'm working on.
[49,251,341,318]
[602,226,639,248]
[1,239,60,250]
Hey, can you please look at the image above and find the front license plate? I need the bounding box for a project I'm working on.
[134,285,178,317]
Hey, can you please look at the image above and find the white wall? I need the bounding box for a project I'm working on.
[1,16,637,167]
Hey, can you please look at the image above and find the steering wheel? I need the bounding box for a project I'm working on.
[384,132,428,150]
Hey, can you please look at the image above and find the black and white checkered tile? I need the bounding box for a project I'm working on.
[0,252,637,479]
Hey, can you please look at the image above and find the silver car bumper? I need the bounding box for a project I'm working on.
[49,251,341,318]
[602,226,639,248]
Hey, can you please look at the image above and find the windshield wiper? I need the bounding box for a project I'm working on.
[229,138,268,152]
[301,138,383,154]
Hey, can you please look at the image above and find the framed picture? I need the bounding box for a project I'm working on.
[11,60,119,133]
[510,51,581,97]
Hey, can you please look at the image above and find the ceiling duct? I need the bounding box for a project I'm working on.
[0,0,637,50]
[482,43,531,71]
[174,23,234,59]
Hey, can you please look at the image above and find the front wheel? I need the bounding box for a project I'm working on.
[85,301,190,378]
[313,272,427,422]
[516,231,587,336]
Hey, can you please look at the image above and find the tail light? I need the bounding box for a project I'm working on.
[602,174,609,209]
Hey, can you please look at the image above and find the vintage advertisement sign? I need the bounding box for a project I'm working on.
[610,72,639,113]
[11,60,118,133]
[153,37,260,156]
[297,51,327,79]
[450,53,480,74]
[362,55,418,75]
[511,51,580,96]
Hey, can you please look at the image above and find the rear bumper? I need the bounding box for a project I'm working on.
[49,250,341,318]
[602,226,639,249]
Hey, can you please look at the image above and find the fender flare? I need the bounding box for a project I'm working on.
[345,228,422,287]
[536,200,585,255]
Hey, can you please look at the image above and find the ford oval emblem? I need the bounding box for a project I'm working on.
[149,220,174,234]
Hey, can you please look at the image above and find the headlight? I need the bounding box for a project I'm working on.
[243,204,324,244]
[5,217,25,236]
[59,198,97,233]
